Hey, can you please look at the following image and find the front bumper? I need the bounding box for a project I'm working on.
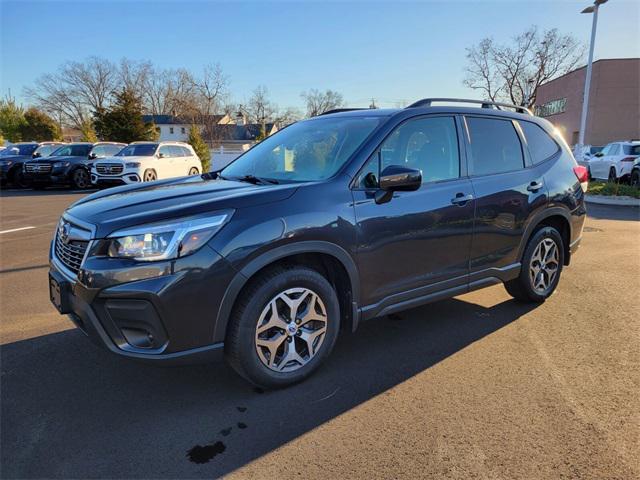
[91,171,141,186]
[49,241,236,365]
[25,167,71,185]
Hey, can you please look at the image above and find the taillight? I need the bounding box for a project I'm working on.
[573,165,589,193]
[621,156,636,162]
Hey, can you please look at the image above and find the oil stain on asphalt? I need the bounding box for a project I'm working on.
[186,442,226,464]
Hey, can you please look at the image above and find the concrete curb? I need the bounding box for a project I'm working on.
[585,194,640,207]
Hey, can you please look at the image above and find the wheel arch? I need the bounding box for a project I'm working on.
[518,207,572,267]
[213,241,361,343]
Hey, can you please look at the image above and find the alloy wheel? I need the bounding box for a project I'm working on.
[254,287,328,372]
[144,171,156,182]
[529,238,559,294]
[73,169,89,189]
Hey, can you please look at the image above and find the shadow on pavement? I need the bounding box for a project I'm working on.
[586,203,640,221]
[0,188,96,197]
[1,297,536,478]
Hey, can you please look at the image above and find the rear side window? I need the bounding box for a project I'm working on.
[465,117,524,176]
[182,146,194,156]
[519,121,559,164]
[623,145,640,155]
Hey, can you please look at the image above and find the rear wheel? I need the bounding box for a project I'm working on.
[143,169,157,182]
[225,266,340,389]
[608,167,617,183]
[188,167,199,176]
[10,168,29,189]
[71,168,90,189]
[631,169,640,188]
[505,226,564,303]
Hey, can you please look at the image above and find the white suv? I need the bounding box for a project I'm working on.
[91,141,202,187]
[588,140,640,182]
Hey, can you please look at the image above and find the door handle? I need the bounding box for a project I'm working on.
[527,181,544,192]
[451,193,474,205]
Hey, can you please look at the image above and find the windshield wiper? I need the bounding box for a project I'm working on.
[230,174,279,185]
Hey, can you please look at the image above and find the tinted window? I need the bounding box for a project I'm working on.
[623,145,640,155]
[51,144,92,157]
[609,145,620,155]
[466,117,524,175]
[222,116,383,182]
[0,144,37,156]
[519,121,559,164]
[34,144,61,157]
[116,144,158,156]
[357,116,459,187]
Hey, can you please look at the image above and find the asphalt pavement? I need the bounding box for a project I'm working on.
[1,189,638,479]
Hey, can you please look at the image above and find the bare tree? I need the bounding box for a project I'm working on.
[244,85,277,126]
[273,106,302,128]
[119,59,152,101]
[25,56,118,128]
[143,67,196,116]
[190,64,230,145]
[301,89,344,117]
[464,27,584,108]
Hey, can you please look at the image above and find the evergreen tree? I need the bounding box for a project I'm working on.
[20,108,62,141]
[187,125,210,173]
[0,96,27,142]
[80,119,98,142]
[94,88,155,143]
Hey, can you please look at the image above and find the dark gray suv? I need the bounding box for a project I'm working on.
[48,98,587,388]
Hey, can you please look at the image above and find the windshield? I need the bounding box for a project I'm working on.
[50,144,92,157]
[221,116,383,182]
[623,145,640,155]
[116,144,158,157]
[0,144,37,156]
[34,144,62,157]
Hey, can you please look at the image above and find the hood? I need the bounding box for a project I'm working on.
[94,155,143,163]
[30,155,87,164]
[0,154,31,163]
[65,175,298,238]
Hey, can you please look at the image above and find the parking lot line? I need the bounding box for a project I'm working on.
[0,226,36,235]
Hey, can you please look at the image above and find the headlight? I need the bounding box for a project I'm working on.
[53,161,70,168]
[0,160,12,167]
[125,162,141,168]
[102,212,232,261]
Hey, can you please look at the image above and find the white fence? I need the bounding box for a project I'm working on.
[209,145,251,171]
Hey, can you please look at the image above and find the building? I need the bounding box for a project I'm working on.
[141,113,235,142]
[534,58,640,147]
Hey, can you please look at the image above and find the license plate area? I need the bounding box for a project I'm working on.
[49,272,72,314]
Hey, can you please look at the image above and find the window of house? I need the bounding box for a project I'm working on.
[518,121,559,164]
[169,127,174,134]
[356,116,459,188]
[465,117,524,176]
[181,127,186,134]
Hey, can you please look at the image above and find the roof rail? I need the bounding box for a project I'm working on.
[319,108,370,116]
[406,98,532,115]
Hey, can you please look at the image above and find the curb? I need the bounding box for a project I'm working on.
[585,194,640,207]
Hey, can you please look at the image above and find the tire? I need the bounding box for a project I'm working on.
[225,266,341,389]
[143,169,157,182]
[71,168,90,189]
[188,167,199,176]
[608,167,617,183]
[504,226,564,303]
[10,168,29,189]
[631,169,640,188]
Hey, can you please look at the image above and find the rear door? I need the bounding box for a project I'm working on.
[590,144,612,179]
[463,115,549,279]
[352,115,475,309]
[157,145,174,178]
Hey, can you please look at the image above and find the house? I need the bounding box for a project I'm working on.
[141,113,235,142]
[206,121,279,150]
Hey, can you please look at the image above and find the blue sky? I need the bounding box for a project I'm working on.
[1,0,639,110]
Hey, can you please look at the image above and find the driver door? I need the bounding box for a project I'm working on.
[352,115,474,309]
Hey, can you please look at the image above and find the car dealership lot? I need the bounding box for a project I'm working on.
[1,190,638,479]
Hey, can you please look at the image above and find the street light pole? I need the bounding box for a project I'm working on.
[578,0,608,147]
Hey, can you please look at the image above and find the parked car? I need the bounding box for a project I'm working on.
[24,142,125,189]
[90,141,202,188]
[573,144,603,175]
[588,140,640,182]
[631,162,640,188]
[0,142,66,187]
[48,98,587,388]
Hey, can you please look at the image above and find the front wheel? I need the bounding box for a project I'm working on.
[225,266,340,389]
[505,226,564,303]
[71,168,90,189]
[11,168,30,189]
[143,169,157,182]
[608,167,617,183]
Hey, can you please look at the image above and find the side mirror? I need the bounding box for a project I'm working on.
[595,152,604,158]
[88,152,97,160]
[32,152,42,158]
[158,152,165,158]
[375,165,422,204]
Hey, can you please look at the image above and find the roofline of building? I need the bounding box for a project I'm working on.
[539,57,640,88]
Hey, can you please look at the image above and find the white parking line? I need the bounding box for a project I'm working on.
[0,226,36,235]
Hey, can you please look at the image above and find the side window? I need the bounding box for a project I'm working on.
[519,121,559,164]
[600,145,611,156]
[466,117,524,176]
[356,116,460,188]
[106,145,122,155]
[169,145,183,157]
[91,145,106,157]
[609,145,620,155]
[158,145,173,158]
[182,146,193,157]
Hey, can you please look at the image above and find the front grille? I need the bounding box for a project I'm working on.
[25,163,52,173]
[96,163,124,175]
[54,221,91,276]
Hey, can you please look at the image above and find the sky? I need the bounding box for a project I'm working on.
[1,0,639,111]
